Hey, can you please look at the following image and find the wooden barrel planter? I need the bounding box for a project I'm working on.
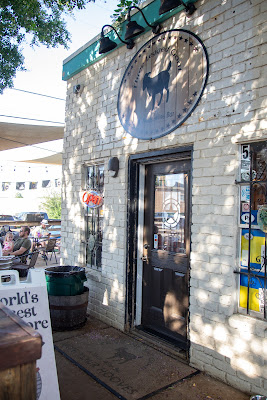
[48,287,89,331]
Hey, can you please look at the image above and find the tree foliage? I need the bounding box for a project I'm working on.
[41,191,61,219]
[0,0,140,93]
[112,0,141,25]
[0,0,91,93]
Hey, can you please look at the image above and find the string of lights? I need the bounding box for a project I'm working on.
[0,163,61,172]
[0,163,60,172]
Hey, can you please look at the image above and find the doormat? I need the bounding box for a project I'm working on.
[55,327,197,400]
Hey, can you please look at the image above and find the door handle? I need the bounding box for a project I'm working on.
[142,243,150,262]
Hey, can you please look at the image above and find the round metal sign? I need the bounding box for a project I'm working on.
[118,29,209,140]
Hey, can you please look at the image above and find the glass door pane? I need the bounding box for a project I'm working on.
[154,173,186,254]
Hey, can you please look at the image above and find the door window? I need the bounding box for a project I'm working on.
[154,173,186,254]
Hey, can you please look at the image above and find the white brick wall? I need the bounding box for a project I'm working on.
[62,0,267,395]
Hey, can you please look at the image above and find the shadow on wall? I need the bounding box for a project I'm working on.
[60,0,265,392]
[190,314,266,395]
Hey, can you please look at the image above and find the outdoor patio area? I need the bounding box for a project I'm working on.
[33,247,61,270]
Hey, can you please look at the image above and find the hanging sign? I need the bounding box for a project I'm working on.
[118,29,209,140]
[82,190,103,208]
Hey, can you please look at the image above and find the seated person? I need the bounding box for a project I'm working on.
[3,226,32,265]
[3,231,14,253]
[32,219,50,239]
[31,219,50,250]
[0,225,10,246]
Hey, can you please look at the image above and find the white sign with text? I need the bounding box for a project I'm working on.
[0,269,60,400]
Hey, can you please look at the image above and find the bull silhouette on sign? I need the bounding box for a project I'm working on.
[143,61,171,109]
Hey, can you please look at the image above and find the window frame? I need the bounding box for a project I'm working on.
[236,141,267,320]
[84,164,104,270]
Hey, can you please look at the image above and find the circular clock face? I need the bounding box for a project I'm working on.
[118,29,209,140]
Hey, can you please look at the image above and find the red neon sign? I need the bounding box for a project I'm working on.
[82,190,103,208]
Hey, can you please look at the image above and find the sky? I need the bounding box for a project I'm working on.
[0,0,119,128]
[0,0,119,166]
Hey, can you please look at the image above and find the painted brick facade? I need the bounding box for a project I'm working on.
[62,0,267,395]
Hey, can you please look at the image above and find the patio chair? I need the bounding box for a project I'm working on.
[39,238,58,265]
[11,250,40,278]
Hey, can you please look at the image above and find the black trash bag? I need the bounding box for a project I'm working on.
[45,266,86,280]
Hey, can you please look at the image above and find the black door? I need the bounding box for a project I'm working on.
[142,159,191,349]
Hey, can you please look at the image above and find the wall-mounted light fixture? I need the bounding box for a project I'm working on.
[73,84,84,95]
[124,6,161,41]
[108,157,119,177]
[159,0,196,16]
[99,25,134,54]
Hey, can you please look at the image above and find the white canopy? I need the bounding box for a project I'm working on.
[0,122,64,152]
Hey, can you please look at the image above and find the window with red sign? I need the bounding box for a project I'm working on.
[85,165,104,269]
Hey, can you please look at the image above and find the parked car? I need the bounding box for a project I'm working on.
[0,215,17,230]
[0,215,16,221]
[16,212,49,222]
[48,225,61,238]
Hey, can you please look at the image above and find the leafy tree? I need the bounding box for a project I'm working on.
[0,0,140,93]
[0,0,92,93]
[41,191,61,219]
[112,0,141,25]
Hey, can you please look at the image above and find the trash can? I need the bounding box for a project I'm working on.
[45,266,89,331]
[45,266,87,296]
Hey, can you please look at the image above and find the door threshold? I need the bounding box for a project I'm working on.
[129,326,189,363]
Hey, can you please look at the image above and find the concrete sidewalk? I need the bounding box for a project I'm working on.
[32,257,251,400]
[52,316,250,400]
[33,258,250,399]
